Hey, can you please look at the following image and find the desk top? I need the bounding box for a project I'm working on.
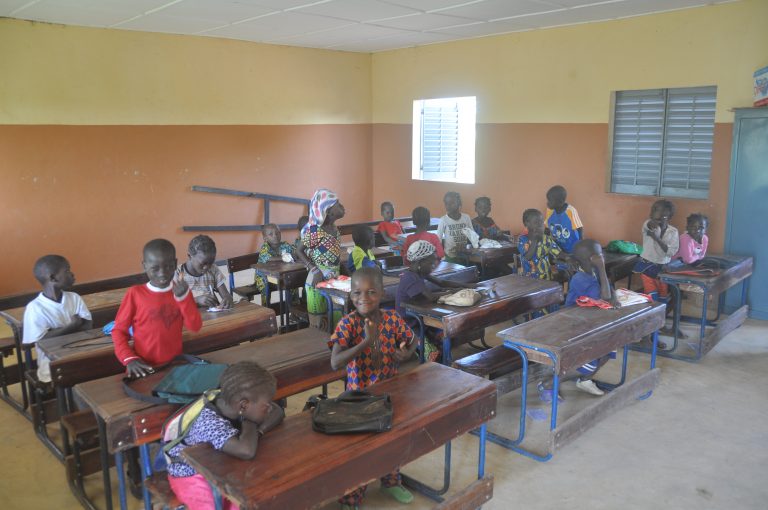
[603,251,639,282]
[252,260,307,277]
[498,302,666,374]
[46,301,276,388]
[0,287,129,328]
[75,327,340,452]
[182,362,496,510]
[660,254,753,294]
[404,274,563,337]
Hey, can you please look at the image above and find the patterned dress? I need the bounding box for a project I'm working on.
[329,309,414,504]
[302,224,341,321]
[518,233,562,280]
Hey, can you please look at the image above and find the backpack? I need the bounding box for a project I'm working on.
[123,355,228,405]
[606,240,642,255]
[156,389,220,471]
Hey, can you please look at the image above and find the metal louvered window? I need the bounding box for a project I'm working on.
[610,86,716,199]
[412,97,476,184]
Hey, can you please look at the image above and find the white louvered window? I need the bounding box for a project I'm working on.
[610,86,716,199]
[412,97,476,184]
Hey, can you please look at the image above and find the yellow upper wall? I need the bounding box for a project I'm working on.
[0,18,372,125]
[372,0,767,124]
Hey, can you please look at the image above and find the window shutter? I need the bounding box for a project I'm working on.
[610,89,666,195]
[421,102,459,180]
[660,86,716,199]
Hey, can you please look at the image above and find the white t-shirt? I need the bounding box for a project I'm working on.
[437,213,473,258]
[22,292,92,383]
[640,220,680,265]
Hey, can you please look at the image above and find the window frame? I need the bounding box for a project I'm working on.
[412,96,476,184]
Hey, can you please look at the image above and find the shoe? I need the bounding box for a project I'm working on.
[576,378,605,396]
[537,382,563,403]
[382,485,414,504]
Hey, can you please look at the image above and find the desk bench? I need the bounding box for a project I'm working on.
[495,302,665,461]
[182,362,496,509]
[75,326,342,510]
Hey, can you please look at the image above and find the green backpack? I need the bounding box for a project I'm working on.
[606,240,642,255]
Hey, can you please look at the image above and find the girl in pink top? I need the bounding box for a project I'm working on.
[674,213,709,264]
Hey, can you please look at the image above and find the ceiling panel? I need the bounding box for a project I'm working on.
[203,10,353,41]
[430,17,535,37]
[149,0,275,24]
[437,0,564,21]
[275,22,406,47]
[297,0,420,22]
[372,12,478,30]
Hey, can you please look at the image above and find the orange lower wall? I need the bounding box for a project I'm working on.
[1,124,372,294]
[373,122,732,253]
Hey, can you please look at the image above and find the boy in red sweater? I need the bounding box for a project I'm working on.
[113,239,202,378]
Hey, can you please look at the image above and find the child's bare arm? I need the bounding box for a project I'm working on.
[43,315,88,338]
[523,237,540,261]
[259,403,285,433]
[381,231,398,245]
[330,335,374,370]
[221,419,261,459]
[217,283,234,309]
[592,256,618,306]
[294,244,313,268]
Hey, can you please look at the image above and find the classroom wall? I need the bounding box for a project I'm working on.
[0,19,372,294]
[371,0,768,253]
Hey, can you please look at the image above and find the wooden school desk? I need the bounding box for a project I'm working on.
[403,274,563,364]
[652,254,753,362]
[182,362,497,509]
[252,260,308,331]
[603,251,639,286]
[316,261,478,332]
[462,240,518,279]
[74,326,343,510]
[496,302,665,462]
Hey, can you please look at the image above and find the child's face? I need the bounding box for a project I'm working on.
[475,200,491,218]
[143,249,177,288]
[52,263,76,290]
[687,219,707,243]
[187,250,215,276]
[524,213,545,236]
[242,392,273,423]
[350,274,382,317]
[381,204,395,222]
[264,227,281,247]
[546,192,565,211]
[444,195,461,215]
[412,254,438,277]
[575,242,603,273]
[650,205,671,229]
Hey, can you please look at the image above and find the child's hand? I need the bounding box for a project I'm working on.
[195,294,219,307]
[219,293,234,309]
[126,359,154,378]
[172,273,189,298]
[257,402,285,433]
[394,342,414,362]
[69,315,85,329]
[364,318,382,365]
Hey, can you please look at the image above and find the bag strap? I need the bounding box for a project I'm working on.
[336,390,384,403]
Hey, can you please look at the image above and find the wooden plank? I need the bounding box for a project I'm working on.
[0,362,22,386]
[182,364,497,510]
[492,363,552,397]
[701,304,749,356]
[550,368,660,453]
[433,475,493,510]
[65,447,115,479]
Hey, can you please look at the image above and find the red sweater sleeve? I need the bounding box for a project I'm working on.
[176,290,202,333]
[113,287,139,365]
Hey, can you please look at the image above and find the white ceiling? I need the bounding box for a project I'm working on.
[1,0,732,53]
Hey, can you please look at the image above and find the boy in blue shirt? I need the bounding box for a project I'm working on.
[545,185,584,253]
[539,239,617,400]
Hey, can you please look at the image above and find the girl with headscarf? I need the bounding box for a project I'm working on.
[298,188,345,329]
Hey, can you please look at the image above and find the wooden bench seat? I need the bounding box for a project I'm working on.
[61,410,98,442]
[453,346,552,395]
[145,473,185,510]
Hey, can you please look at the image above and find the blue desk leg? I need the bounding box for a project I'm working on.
[478,423,487,479]
[638,330,659,400]
[139,443,153,510]
[401,442,451,502]
[211,483,224,510]
[442,336,452,365]
[115,450,128,510]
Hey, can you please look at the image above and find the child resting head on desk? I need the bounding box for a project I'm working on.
[347,225,378,274]
[22,254,93,383]
[177,234,234,310]
[167,361,285,510]
[396,241,475,363]
[113,239,203,378]
[538,239,617,401]
[255,223,296,306]
[329,267,418,508]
